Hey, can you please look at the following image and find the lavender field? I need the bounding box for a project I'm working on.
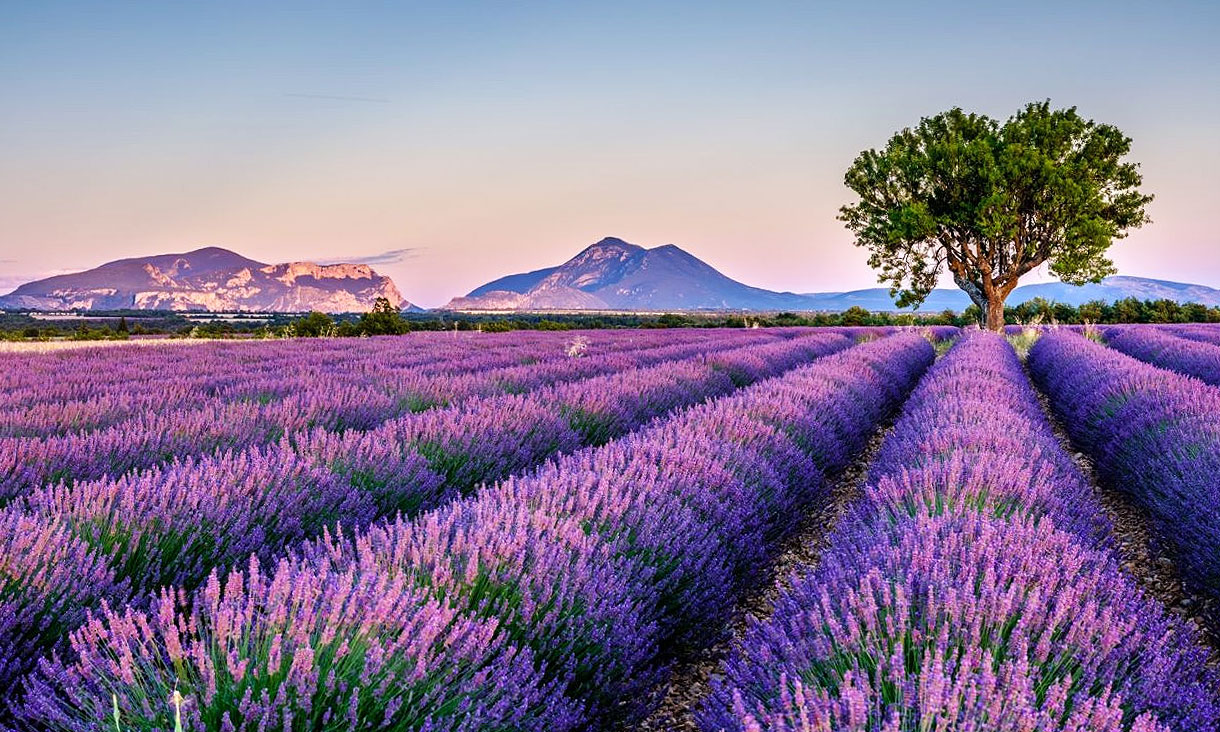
[3,325,1220,732]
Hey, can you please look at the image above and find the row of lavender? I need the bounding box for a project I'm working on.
[0,329,846,500]
[1,328,749,401]
[1170,323,1220,348]
[1101,324,1220,386]
[4,327,917,432]
[0,328,785,441]
[6,335,935,730]
[1,329,645,413]
[1031,330,1220,625]
[702,333,1217,731]
[0,331,860,711]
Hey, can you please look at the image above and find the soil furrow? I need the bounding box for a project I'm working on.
[1023,359,1220,661]
[634,411,898,731]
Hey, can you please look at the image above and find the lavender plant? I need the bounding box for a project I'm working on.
[701,333,1218,732]
[0,328,816,499]
[0,511,124,698]
[1104,324,1220,386]
[17,555,580,731]
[1030,329,1220,620]
[14,334,932,731]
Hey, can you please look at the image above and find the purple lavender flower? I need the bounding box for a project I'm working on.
[1030,329,1220,622]
[0,510,124,703]
[1105,325,1220,386]
[18,553,583,731]
[17,445,382,596]
[702,333,1218,732]
[12,331,924,730]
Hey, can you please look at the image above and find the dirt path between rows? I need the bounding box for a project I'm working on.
[634,348,1217,732]
[1023,360,1220,662]
[634,410,898,731]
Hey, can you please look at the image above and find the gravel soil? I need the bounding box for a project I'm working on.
[633,350,1218,731]
[1023,361,1220,660]
[634,413,898,731]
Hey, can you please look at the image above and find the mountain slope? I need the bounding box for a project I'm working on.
[467,265,560,297]
[1008,276,1220,307]
[448,237,1220,312]
[0,247,411,313]
[446,237,817,311]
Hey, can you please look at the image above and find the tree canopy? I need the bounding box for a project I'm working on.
[292,311,335,338]
[358,297,410,336]
[839,101,1152,330]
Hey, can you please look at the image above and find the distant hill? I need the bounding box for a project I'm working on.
[0,247,412,313]
[801,276,1220,311]
[446,237,820,311]
[446,237,1220,312]
[8,240,1214,315]
[1009,276,1220,307]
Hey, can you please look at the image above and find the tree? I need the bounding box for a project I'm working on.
[839,101,1152,331]
[292,311,334,338]
[1112,297,1145,323]
[1078,300,1106,323]
[358,297,409,336]
[839,306,873,326]
[1185,302,1211,323]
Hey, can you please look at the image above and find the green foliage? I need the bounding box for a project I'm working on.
[5,295,1220,344]
[289,311,335,338]
[356,297,409,336]
[839,306,872,327]
[64,322,129,341]
[656,313,692,327]
[931,337,956,358]
[840,101,1152,329]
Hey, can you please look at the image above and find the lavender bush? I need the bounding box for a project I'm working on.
[17,555,580,731]
[1030,329,1220,619]
[14,334,932,730]
[1104,325,1220,385]
[0,511,124,698]
[702,333,1218,732]
[0,328,820,499]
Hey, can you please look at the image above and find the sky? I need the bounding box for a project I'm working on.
[1,1,1218,307]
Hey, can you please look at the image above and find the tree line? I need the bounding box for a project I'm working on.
[5,295,1219,342]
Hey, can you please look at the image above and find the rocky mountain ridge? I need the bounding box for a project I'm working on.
[0,247,410,313]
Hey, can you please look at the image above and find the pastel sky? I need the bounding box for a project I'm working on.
[1,1,1217,307]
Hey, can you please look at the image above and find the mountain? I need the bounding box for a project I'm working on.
[799,276,1220,311]
[795,288,974,312]
[0,247,411,313]
[445,237,819,311]
[446,237,1220,313]
[10,240,1214,315]
[1007,276,1220,307]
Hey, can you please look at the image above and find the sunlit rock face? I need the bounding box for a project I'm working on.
[0,247,410,313]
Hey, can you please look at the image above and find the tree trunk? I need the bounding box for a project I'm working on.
[951,272,1011,331]
[952,275,993,329]
[985,294,1006,332]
